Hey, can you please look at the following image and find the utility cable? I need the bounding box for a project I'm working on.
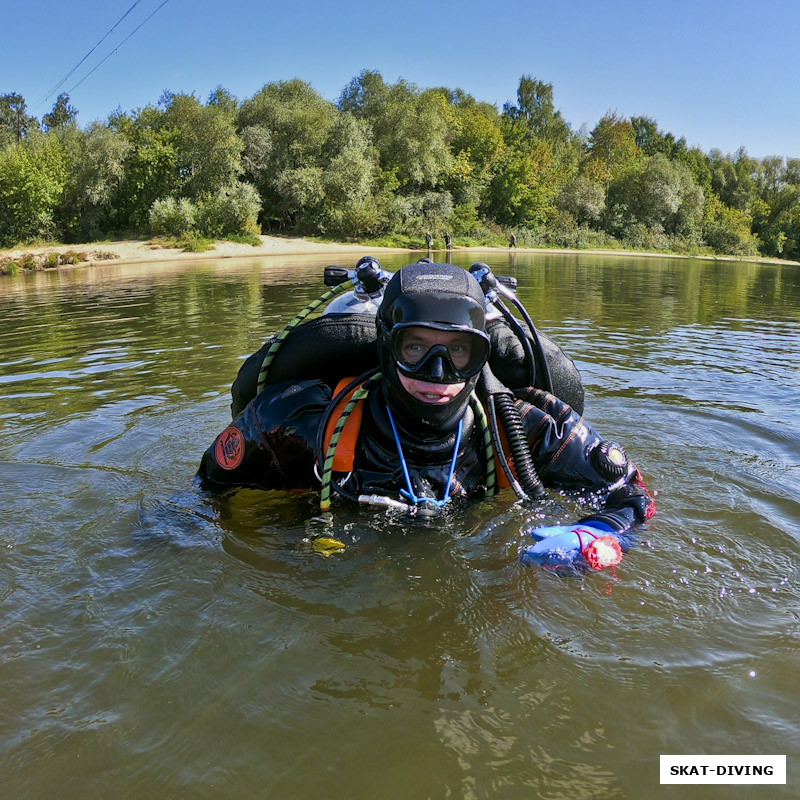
[37,0,145,108]
[65,0,172,98]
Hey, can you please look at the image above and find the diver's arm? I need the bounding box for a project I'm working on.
[515,389,646,490]
[514,388,655,568]
[197,380,331,490]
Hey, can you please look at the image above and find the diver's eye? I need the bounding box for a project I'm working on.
[447,341,472,368]
[401,342,425,363]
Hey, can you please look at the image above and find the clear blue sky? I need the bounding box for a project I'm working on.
[7,0,799,159]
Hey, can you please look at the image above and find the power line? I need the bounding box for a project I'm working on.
[37,0,145,109]
[65,0,173,99]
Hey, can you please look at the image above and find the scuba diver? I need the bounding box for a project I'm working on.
[198,260,655,570]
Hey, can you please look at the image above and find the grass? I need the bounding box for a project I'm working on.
[224,232,263,247]
[152,233,216,253]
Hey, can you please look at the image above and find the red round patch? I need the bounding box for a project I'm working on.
[214,426,245,470]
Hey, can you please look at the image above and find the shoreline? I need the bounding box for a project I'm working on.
[1,235,798,272]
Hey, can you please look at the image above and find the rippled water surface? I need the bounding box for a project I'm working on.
[1,251,799,798]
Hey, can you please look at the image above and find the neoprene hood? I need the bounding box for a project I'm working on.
[377,262,490,430]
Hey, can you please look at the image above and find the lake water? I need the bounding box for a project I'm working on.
[1,250,798,798]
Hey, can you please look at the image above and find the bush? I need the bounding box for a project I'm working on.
[544,210,580,248]
[20,253,37,270]
[176,232,214,252]
[60,250,86,264]
[149,197,197,237]
[621,223,670,252]
[0,133,66,247]
[196,182,262,238]
[702,197,759,256]
[450,201,481,237]
[384,191,453,237]
[325,197,387,240]
[703,223,757,256]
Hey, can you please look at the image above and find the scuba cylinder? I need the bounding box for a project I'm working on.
[321,256,392,316]
[256,256,392,394]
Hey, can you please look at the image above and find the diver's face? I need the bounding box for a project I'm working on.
[395,328,470,404]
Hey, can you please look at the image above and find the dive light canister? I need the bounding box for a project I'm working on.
[520,522,623,569]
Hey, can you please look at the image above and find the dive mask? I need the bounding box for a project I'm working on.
[390,323,490,384]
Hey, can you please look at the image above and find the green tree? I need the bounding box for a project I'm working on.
[604,153,704,242]
[586,112,639,187]
[207,86,239,114]
[556,175,605,226]
[107,93,243,231]
[42,93,78,132]
[238,78,381,236]
[56,122,130,240]
[320,113,380,237]
[339,71,452,192]
[751,155,800,257]
[239,79,339,228]
[161,91,243,198]
[502,76,571,146]
[0,132,66,245]
[109,105,180,229]
[0,93,40,146]
[677,147,713,195]
[486,137,558,228]
[702,193,758,255]
[631,116,687,158]
[501,76,581,201]
[708,148,757,210]
[429,89,505,213]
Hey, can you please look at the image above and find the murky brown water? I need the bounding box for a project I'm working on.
[1,251,798,798]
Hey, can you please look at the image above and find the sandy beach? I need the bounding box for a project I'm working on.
[2,235,797,271]
[0,235,409,269]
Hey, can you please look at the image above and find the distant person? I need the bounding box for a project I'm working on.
[425,231,433,249]
[444,232,452,249]
[509,234,517,248]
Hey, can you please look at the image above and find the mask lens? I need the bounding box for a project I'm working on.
[392,326,488,380]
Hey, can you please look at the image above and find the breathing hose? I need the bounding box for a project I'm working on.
[479,365,546,502]
[491,294,537,388]
[469,393,497,498]
[492,391,546,499]
[486,394,526,500]
[468,262,553,394]
[504,292,553,394]
[256,279,356,395]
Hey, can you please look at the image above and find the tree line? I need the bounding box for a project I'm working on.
[1,74,799,260]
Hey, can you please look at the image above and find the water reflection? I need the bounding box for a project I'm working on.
[1,251,799,797]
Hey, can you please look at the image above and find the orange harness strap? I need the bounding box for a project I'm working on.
[492,416,513,489]
[322,377,365,472]
[323,379,515,489]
